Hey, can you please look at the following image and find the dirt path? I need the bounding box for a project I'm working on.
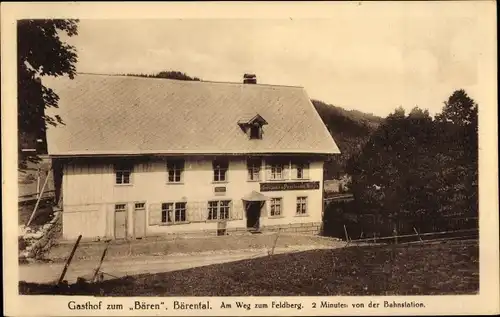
[19,245,336,284]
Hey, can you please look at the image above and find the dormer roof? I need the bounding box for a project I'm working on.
[237,113,268,126]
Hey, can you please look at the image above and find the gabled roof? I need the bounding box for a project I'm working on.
[237,113,268,126]
[44,74,341,156]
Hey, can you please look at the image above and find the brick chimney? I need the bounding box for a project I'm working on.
[243,73,257,84]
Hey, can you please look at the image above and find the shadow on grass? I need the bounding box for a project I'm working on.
[19,241,479,296]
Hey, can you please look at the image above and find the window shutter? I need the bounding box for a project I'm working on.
[185,203,193,222]
[148,203,162,225]
[233,200,244,220]
[191,201,203,222]
[187,202,202,222]
[265,163,272,181]
[283,164,290,180]
[303,163,310,179]
[291,164,298,179]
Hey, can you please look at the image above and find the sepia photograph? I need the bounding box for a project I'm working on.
[2,1,498,316]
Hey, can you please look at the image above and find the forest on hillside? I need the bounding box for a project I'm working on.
[324,89,478,238]
[312,100,383,179]
[124,71,201,81]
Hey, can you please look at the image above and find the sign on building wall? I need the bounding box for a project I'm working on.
[260,181,320,192]
[214,186,226,195]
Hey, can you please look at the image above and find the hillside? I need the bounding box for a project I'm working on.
[311,100,383,179]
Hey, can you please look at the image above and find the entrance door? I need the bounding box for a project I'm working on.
[114,204,127,239]
[246,201,262,231]
[134,202,146,239]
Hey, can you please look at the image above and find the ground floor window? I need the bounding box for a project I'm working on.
[296,196,308,215]
[270,198,283,217]
[134,202,145,210]
[115,204,126,212]
[208,200,231,220]
[161,202,187,224]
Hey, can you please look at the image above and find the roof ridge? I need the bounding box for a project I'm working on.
[75,72,305,89]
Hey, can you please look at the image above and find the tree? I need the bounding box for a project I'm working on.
[126,71,201,81]
[17,19,79,170]
[344,89,479,237]
[435,90,478,217]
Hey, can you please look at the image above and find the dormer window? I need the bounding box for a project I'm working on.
[238,113,268,140]
[250,124,261,139]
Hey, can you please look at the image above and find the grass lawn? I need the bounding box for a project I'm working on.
[19,240,478,296]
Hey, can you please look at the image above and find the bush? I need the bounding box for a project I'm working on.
[18,236,27,251]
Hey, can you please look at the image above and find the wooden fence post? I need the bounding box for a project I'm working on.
[343,224,350,243]
[57,235,82,285]
[393,224,398,244]
[269,229,281,256]
[36,168,41,199]
[413,227,423,242]
[92,241,110,282]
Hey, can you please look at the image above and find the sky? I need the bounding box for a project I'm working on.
[65,4,487,117]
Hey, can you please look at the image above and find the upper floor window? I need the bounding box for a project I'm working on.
[294,161,310,180]
[249,125,262,139]
[167,159,184,183]
[115,163,133,185]
[270,164,284,180]
[247,157,261,181]
[213,159,228,182]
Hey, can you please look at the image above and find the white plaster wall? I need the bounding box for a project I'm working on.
[61,157,324,239]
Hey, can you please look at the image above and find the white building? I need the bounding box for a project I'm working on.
[45,74,340,240]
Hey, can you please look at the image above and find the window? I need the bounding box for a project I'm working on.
[213,159,228,182]
[115,163,132,185]
[295,162,310,180]
[115,204,126,212]
[270,198,282,217]
[220,201,231,219]
[249,125,261,139]
[270,164,284,180]
[161,203,173,223]
[247,158,261,181]
[161,202,187,224]
[296,197,308,215]
[167,159,184,183]
[207,200,231,220]
[134,202,145,210]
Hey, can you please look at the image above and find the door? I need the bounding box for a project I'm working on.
[114,204,127,239]
[134,202,146,239]
[246,201,262,231]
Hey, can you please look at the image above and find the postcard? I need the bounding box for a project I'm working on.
[2,1,498,316]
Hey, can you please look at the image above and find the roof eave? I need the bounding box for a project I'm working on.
[48,150,341,159]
